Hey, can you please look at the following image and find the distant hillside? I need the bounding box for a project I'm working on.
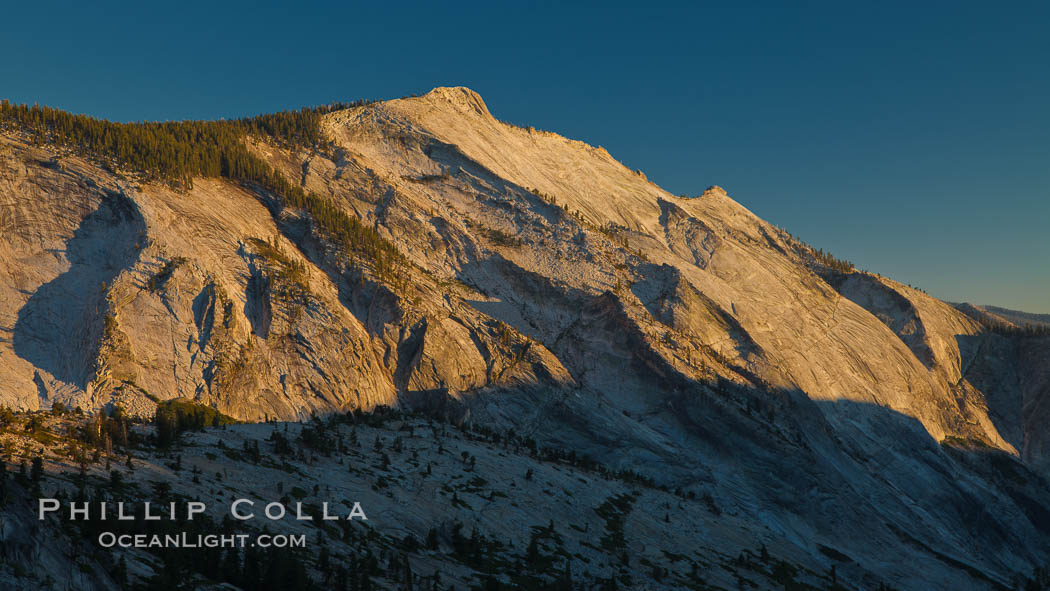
[980,305,1050,328]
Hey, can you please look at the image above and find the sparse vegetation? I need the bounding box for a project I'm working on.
[594,492,638,551]
[941,435,991,450]
[0,99,404,278]
[777,227,856,274]
[956,306,1050,338]
[482,226,523,248]
[147,256,187,291]
[154,398,238,447]
[0,405,847,590]
[249,236,311,305]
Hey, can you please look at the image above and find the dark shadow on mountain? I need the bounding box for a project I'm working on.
[243,260,272,338]
[449,252,1048,588]
[436,302,1047,590]
[953,332,1028,454]
[12,189,145,389]
[630,262,761,359]
[520,367,1047,590]
[954,331,1050,476]
[421,135,581,227]
[459,253,596,343]
[822,270,936,369]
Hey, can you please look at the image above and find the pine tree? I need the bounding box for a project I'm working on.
[29,455,43,482]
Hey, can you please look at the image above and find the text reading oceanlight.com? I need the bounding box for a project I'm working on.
[97,532,307,549]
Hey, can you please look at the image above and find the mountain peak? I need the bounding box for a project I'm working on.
[702,185,728,198]
[418,86,491,118]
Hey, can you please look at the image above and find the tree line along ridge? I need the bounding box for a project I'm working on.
[0,99,404,277]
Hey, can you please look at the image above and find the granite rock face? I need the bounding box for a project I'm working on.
[1,88,1048,588]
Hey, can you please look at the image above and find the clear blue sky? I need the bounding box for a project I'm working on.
[3,1,1048,312]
